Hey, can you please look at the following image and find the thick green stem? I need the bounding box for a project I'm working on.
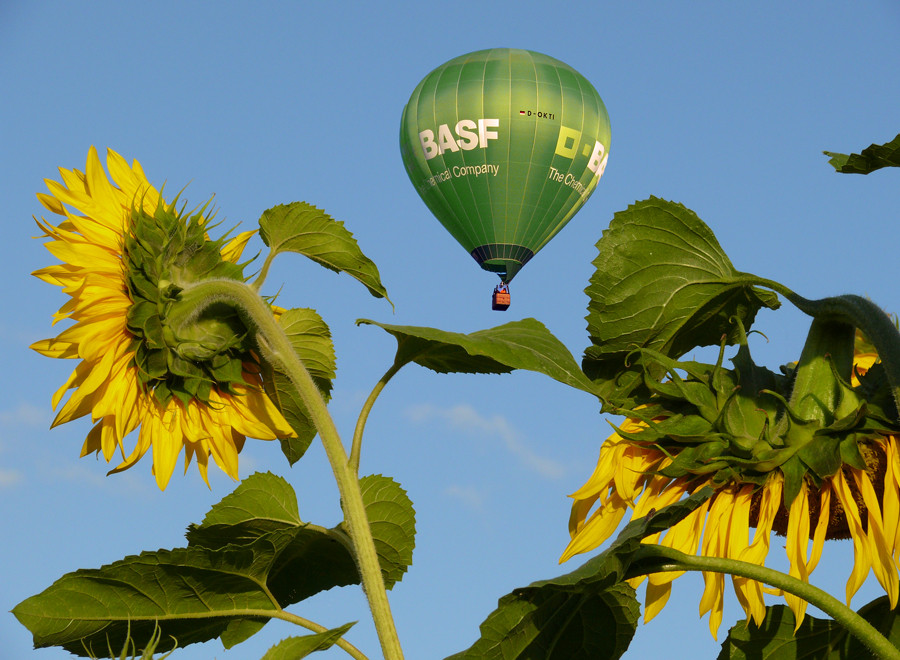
[742,274,900,415]
[350,361,403,474]
[632,544,900,660]
[179,278,404,660]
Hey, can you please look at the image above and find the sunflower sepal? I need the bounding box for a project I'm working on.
[603,323,898,510]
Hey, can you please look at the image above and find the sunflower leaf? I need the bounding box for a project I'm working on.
[583,197,780,402]
[357,317,597,396]
[338,474,416,590]
[260,623,356,660]
[717,597,900,659]
[10,528,354,656]
[447,489,713,660]
[11,473,400,656]
[258,202,392,307]
[824,133,900,174]
[261,308,336,465]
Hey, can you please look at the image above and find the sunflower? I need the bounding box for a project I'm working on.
[561,331,900,638]
[31,147,295,489]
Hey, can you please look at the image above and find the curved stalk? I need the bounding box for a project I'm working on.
[632,544,900,660]
[263,610,369,660]
[251,251,277,291]
[178,279,404,659]
[349,361,403,474]
[741,274,900,414]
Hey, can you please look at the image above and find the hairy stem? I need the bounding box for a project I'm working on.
[350,361,403,474]
[179,278,404,659]
[632,544,900,660]
[742,274,900,415]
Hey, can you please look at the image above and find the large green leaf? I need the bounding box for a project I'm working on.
[824,133,900,174]
[358,318,597,396]
[718,598,900,659]
[338,474,416,590]
[448,488,713,660]
[261,307,336,465]
[259,623,356,660]
[583,197,779,393]
[12,528,332,656]
[13,472,414,656]
[258,202,392,306]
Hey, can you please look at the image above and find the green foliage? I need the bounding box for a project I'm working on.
[718,598,900,659]
[340,474,416,590]
[259,623,356,659]
[448,489,713,659]
[358,317,597,395]
[258,201,392,306]
[23,141,900,659]
[13,472,415,656]
[12,537,294,655]
[824,133,900,174]
[261,308,337,464]
[582,197,779,407]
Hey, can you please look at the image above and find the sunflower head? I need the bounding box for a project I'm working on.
[32,147,294,489]
[123,198,253,406]
[563,318,900,637]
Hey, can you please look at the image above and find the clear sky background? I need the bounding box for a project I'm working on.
[2,2,899,659]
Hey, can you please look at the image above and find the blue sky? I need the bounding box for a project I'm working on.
[2,2,899,658]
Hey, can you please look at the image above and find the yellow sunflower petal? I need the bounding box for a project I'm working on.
[784,479,811,628]
[834,469,873,604]
[221,230,257,263]
[560,491,629,562]
[852,468,899,607]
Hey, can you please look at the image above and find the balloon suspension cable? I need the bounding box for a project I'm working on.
[492,282,510,311]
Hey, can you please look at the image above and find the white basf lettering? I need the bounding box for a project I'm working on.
[437,124,459,154]
[455,119,479,150]
[419,119,501,160]
[478,118,499,147]
[419,130,438,160]
[587,141,608,178]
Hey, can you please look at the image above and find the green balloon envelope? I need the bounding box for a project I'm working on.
[400,48,611,283]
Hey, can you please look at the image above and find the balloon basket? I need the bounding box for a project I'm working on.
[492,284,510,311]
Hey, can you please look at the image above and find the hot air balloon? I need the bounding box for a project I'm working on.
[399,48,611,310]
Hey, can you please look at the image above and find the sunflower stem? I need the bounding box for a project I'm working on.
[740,274,900,418]
[632,543,900,660]
[262,610,369,660]
[349,361,403,474]
[251,250,277,291]
[178,278,404,660]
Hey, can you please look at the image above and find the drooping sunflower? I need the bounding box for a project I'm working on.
[561,327,900,638]
[31,147,295,489]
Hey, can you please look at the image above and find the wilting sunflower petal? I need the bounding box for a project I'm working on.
[832,470,873,604]
[560,490,629,562]
[852,469,899,606]
[784,479,812,627]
